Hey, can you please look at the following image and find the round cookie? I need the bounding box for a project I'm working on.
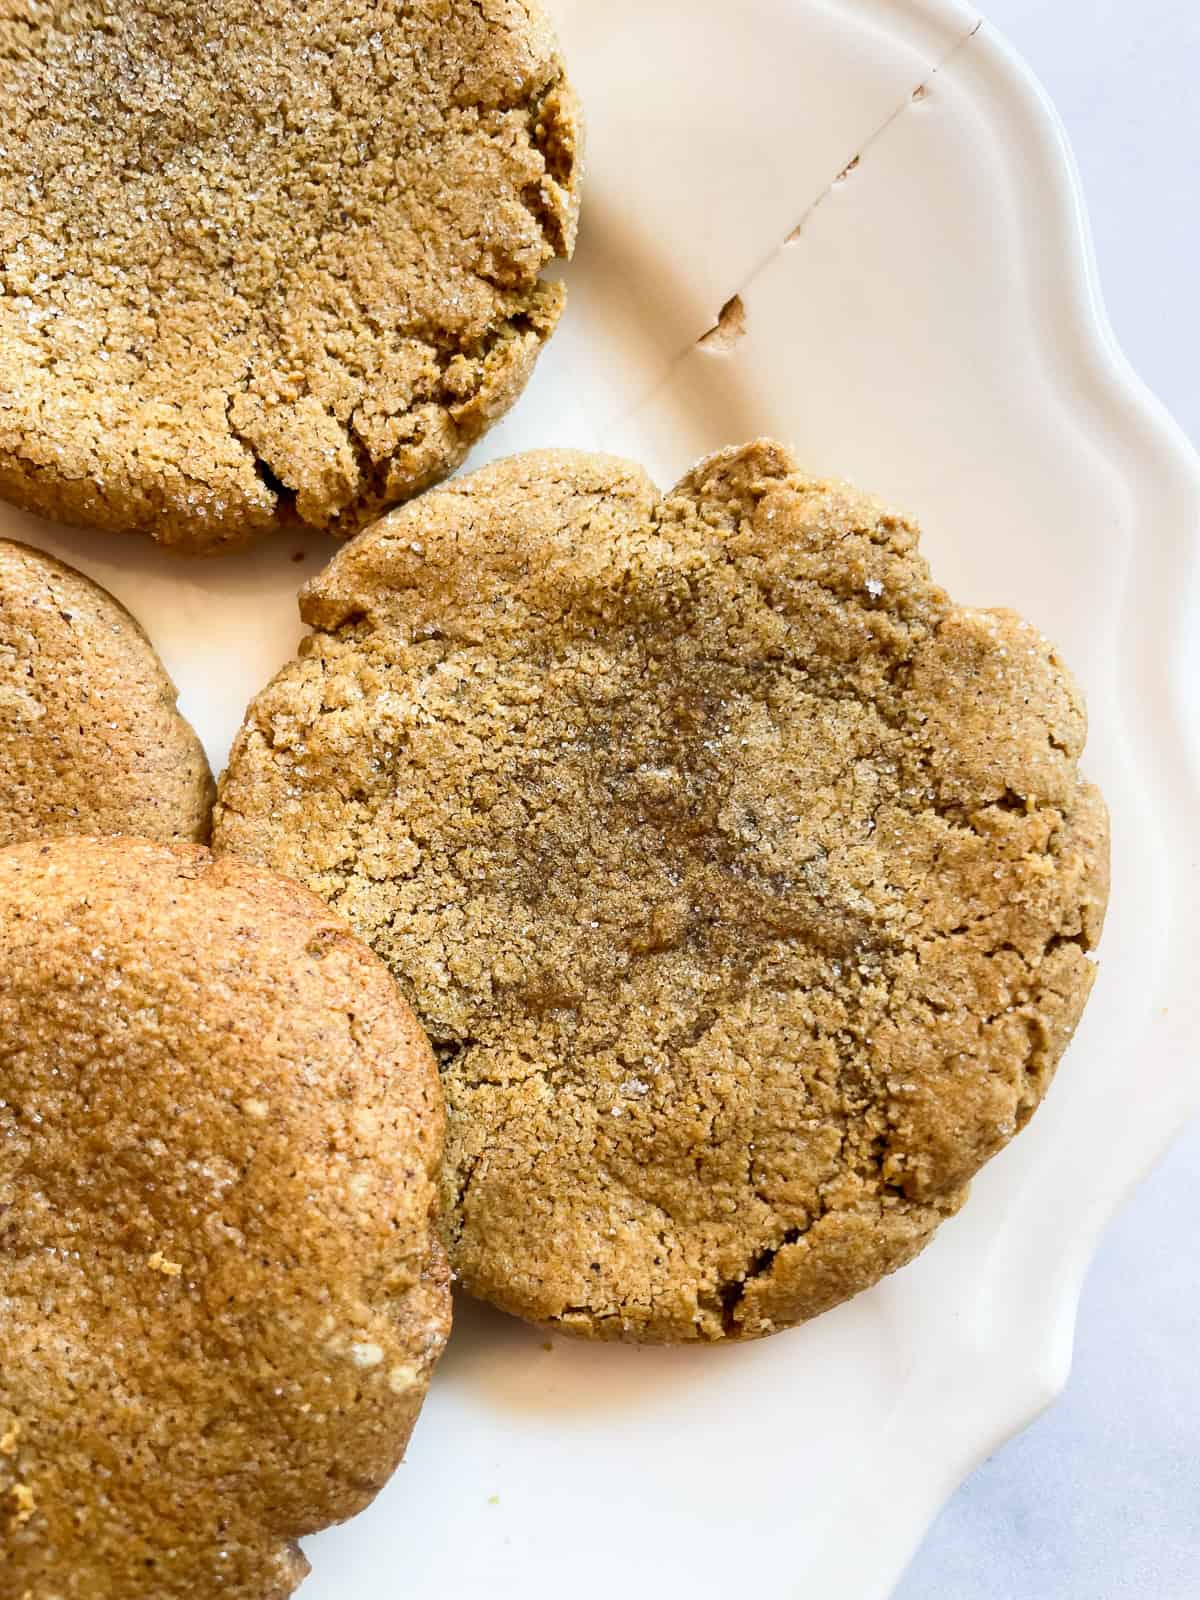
[0,836,449,1595]
[0,0,580,553]
[213,442,1110,1343]
[0,539,213,845]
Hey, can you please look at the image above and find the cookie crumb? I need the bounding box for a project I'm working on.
[147,1252,183,1277]
[10,1482,36,1527]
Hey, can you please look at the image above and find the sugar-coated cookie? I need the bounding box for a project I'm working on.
[0,1,579,551]
[214,443,1109,1342]
[0,539,213,844]
[0,837,449,1593]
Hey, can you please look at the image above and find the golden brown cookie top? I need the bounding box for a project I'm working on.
[214,442,1110,1342]
[0,0,579,552]
[0,836,449,1595]
[0,539,213,845]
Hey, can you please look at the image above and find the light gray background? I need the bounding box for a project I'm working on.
[895,3,1200,1596]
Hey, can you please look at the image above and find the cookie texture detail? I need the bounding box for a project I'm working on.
[214,442,1110,1342]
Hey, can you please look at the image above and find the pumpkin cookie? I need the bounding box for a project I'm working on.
[0,539,213,844]
[214,443,1110,1342]
[0,837,449,1594]
[0,0,579,552]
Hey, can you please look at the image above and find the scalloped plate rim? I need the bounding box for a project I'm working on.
[845,10,1200,1593]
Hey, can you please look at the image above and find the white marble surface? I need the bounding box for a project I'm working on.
[895,2,1200,1595]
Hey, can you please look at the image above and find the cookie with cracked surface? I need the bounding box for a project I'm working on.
[0,836,450,1594]
[213,442,1110,1343]
[0,0,579,553]
[0,539,214,844]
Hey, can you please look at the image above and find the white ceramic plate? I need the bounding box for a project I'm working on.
[12,3,1200,1596]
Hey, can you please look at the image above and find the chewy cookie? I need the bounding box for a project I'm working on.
[0,539,213,845]
[214,443,1110,1342]
[0,0,579,552]
[0,837,449,1595]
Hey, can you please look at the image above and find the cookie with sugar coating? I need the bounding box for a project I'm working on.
[214,441,1110,1343]
[0,538,213,845]
[0,0,580,551]
[0,836,450,1595]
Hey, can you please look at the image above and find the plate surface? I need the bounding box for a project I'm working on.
[10,2,1200,1596]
